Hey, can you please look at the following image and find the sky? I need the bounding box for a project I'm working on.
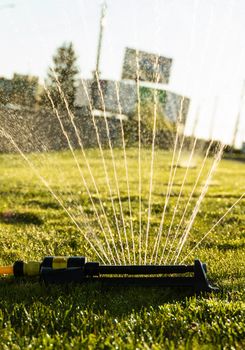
[0,0,245,147]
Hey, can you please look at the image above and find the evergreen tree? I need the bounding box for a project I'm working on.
[43,42,79,108]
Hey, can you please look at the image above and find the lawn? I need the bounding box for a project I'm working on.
[0,148,244,349]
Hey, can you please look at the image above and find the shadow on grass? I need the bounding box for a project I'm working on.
[0,211,43,225]
[0,278,215,316]
[25,200,61,210]
[223,156,245,163]
[203,242,245,251]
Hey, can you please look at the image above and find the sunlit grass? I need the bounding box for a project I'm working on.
[0,149,244,348]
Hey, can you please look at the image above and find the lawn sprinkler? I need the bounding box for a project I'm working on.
[0,256,218,293]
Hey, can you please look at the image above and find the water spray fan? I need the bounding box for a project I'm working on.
[0,256,218,293]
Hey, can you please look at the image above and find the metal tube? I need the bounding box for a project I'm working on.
[98,264,194,275]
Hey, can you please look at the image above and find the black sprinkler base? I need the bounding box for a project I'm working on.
[40,258,218,293]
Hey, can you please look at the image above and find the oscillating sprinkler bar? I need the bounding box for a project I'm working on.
[0,256,218,293]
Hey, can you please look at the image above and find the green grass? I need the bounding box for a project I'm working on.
[0,148,244,349]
